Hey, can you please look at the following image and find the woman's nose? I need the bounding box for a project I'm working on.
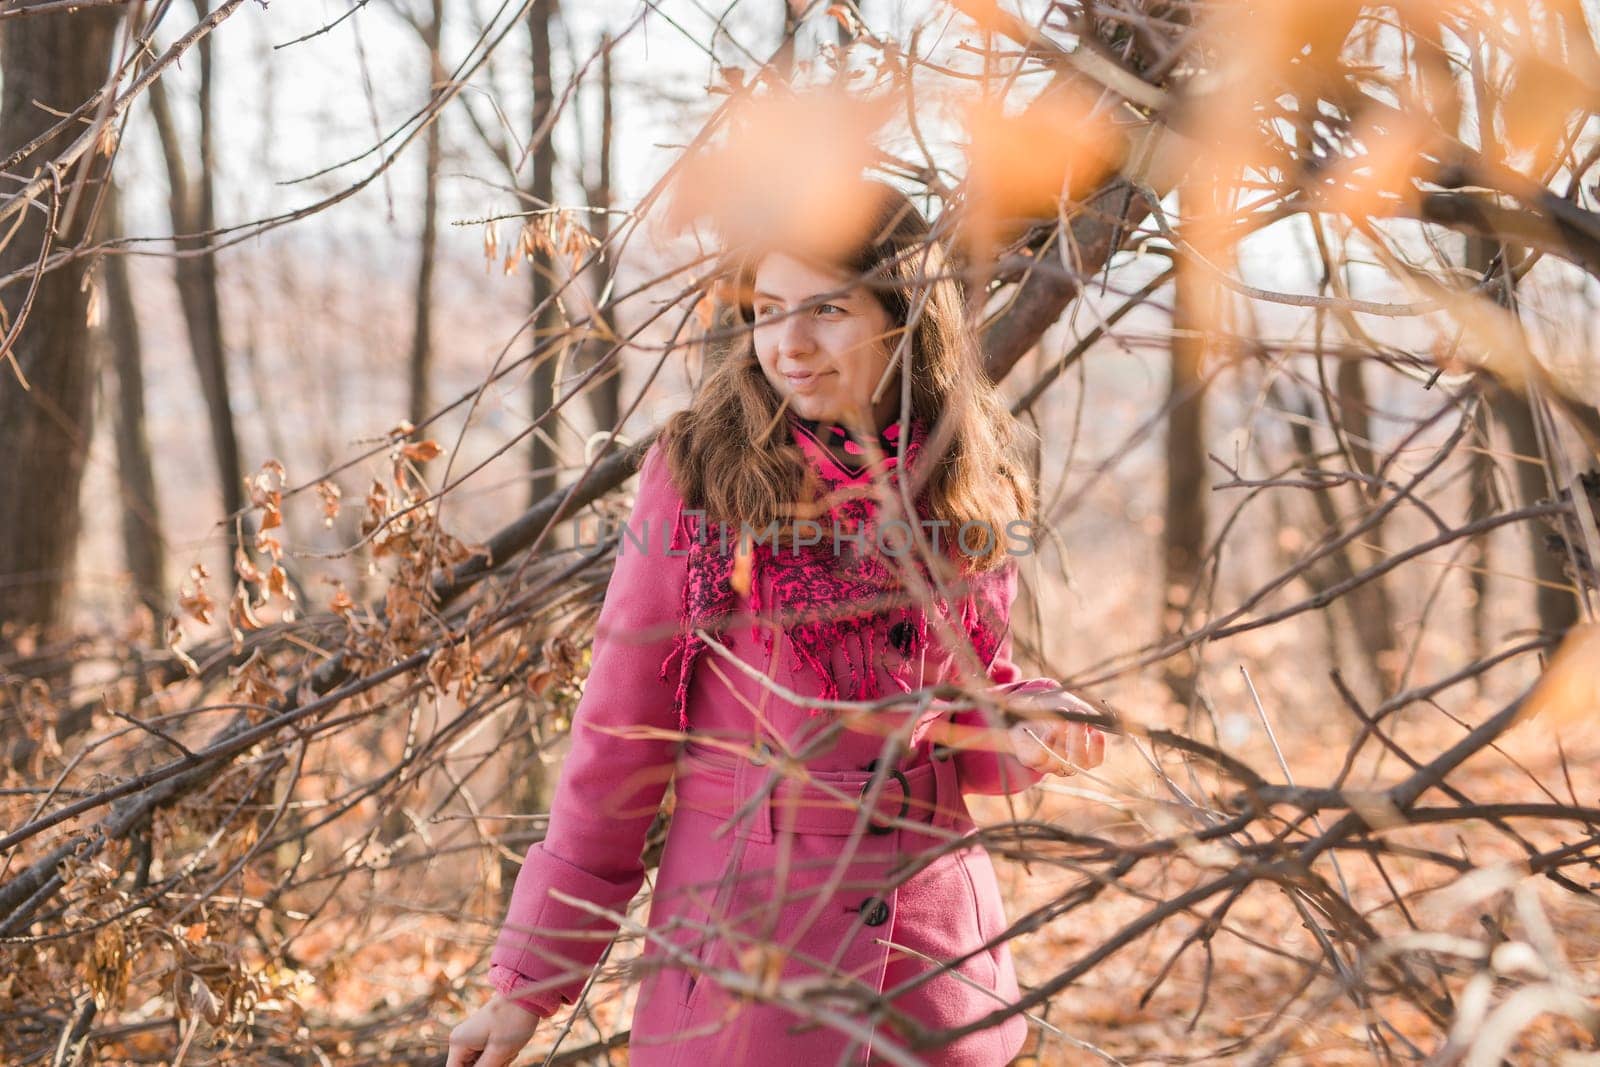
[777,312,816,358]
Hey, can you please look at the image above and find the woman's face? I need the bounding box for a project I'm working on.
[751,252,899,431]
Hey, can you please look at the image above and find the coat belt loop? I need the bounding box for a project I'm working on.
[731,744,775,845]
[928,747,961,829]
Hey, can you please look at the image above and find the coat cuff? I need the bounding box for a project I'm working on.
[487,962,563,1018]
[488,841,644,1010]
[939,677,1061,796]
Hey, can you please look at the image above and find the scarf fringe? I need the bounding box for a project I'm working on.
[659,499,722,731]
[661,420,942,730]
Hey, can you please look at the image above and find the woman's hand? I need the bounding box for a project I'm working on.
[1007,690,1107,776]
[447,994,542,1067]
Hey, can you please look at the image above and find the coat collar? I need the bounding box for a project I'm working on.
[786,408,912,480]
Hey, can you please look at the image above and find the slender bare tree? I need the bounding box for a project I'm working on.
[147,0,248,591]
[526,0,562,510]
[1161,188,1210,703]
[407,0,445,434]
[0,9,122,638]
[577,29,620,437]
[99,183,167,618]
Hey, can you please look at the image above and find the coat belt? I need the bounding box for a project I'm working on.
[673,742,963,842]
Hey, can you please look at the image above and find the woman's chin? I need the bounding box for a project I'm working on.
[789,398,840,422]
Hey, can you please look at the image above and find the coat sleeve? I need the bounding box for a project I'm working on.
[940,557,1063,797]
[486,440,687,1016]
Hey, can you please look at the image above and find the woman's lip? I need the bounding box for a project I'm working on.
[785,370,832,390]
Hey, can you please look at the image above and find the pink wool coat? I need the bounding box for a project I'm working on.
[487,429,1062,1066]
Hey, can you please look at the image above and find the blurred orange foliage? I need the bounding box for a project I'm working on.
[666,87,896,262]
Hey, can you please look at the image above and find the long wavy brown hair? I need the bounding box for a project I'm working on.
[660,179,1034,574]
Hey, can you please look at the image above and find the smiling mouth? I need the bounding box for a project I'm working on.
[785,371,833,391]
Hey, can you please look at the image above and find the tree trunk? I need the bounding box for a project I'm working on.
[775,0,801,79]
[408,0,444,433]
[1460,234,1578,639]
[1161,237,1208,704]
[503,0,560,895]
[1462,235,1503,668]
[1455,22,1581,640]
[579,30,620,437]
[0,9,121,637]
[148,14,247,590]
[526,0,561,510]
[101,183,168,618]
[1281,380,1394,701]
[1465,398,1497,668]
[1332,359,1400,691]
[1492,386,1582,638]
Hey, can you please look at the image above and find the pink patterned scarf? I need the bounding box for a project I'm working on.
[656,411,1007,730]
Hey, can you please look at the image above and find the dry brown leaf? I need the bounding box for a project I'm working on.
[95,120,119,158]
[315,480,343,528]
[519,219,544,260]
[229,648,282,719]
[711,65,747,96]
[234,547,263,586]
[267,564,292,602]
[826,3,860,36]
[1516,623,1600,728]
[247,459,286,507]
[179,564,215,626]
[482,222,498,267]
[401,439,444,463]
[525,667,556,696]
[177,972,224,1025]
[360,479,390,539]
[254,530,282,561]
[87,925,131,1013]
[166,615,200,676]
[329,584,356,618]
[230,584,264,633]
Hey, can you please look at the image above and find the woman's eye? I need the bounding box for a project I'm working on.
[756,305,780,319]
[815,303,846,315]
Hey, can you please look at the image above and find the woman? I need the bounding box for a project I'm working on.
[448,180,1105,1067]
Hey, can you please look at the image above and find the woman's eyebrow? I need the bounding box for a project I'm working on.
[752,290,855,303]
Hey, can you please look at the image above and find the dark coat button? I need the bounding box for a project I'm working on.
[857,761,909,835]
[888,620,916,655]
[860,897,890,927]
